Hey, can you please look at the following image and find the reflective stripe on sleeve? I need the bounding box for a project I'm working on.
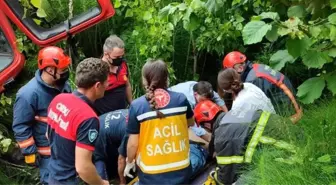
[37,146,51,156]
[260,136,297,153]
[216,156,244,165]
[18,137,35,148]
[244,111,271,163]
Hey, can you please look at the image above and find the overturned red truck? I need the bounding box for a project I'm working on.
[0,0,115,92]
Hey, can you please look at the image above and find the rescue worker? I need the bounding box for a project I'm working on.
[47,58,110,185]
[194,100,300,185]
[169,81,227,142]
[124,59,194,184]
[222,51,302,122]
[94,109,129,184]
[12,46,72,184]
[94,110,208,184]
[217,68,276,114]
[94,35,133,115]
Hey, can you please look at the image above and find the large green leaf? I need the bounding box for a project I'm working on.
[309,26,321,38]
[286,37,311,58]
[190,0,205,10]
[266,24,279,42]
[269,50,295,70]
[297,77,325,104]
[260,12,279,20]
[143,11,152,21]
[30,0,41,8]
[327,48,336,57]
[328,13,336,25]
[242,21,272,45]
[302,50,332,69]
[114,0,121,8]
[125,9,134,18]
[159,5,171,18]
[31,0,55,21]
[205,0,225,13]
[36,8,47,18]
[0,138,11,153]
[330,25,336,41]
[325,72,336,95]
[331,0,336,9]
[287,5,306,18]
[183,13,201,32]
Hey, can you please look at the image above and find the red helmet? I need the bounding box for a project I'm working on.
[222,51,246,68]
[194,100,223,130]
[37,46,71,70]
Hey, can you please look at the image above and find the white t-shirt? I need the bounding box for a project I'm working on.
[231,83,276,114]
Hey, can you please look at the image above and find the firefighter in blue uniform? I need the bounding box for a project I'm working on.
[124,59,195,185]
[12,46,72,184]
[94,109,129,184]
[222,51,302,123]
[47,58,110,185]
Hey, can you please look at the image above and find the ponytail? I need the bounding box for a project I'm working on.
[142,59,168,119]
[145,85,165,119]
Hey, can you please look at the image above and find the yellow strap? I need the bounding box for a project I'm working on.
[203,176,216,185]
[127,176,139,185]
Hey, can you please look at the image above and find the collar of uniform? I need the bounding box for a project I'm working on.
[72,90,96,110]
[35,70,68,93]
[241,60,253,82]
[213,112,226,132]
[110,60,126,75]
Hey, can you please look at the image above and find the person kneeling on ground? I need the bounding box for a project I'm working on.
[94,109,130,184]
[194,100,301,185]
[94,109,209,185]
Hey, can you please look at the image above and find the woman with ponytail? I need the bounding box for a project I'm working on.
[217,68,275,113]
[124,59,194,185]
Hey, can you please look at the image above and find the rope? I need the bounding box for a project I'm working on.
[67,0,74,67]
[68,0,73,19]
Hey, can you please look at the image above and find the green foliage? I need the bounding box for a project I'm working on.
[297,77,326,104]
[0,95,13,155]
[242,21,272,45]
[238,0,336,104]
[240,98,336,185]
[269,50,296,71]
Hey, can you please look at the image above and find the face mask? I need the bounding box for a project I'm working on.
[111,57,123,66]
[55,70,70,85]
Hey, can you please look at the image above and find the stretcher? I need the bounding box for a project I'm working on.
[126,161,216,185]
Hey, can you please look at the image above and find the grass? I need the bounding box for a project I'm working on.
[239,98,336,185]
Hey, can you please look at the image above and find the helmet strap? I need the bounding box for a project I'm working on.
[44,67,58,80]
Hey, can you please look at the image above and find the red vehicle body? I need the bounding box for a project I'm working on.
[0,0,115,92]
